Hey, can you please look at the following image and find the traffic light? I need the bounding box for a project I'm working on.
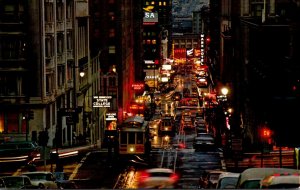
[206,36,211,44]
[29,111,34,120]
[38,131,49,146]
[262,128,271,138]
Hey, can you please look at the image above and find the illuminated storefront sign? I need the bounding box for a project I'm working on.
[132,83,144,90]
[145,60,155,64]
[93,96,112,108]
[106,113,117,121]
[200,33,205,64]
[143,12,158,24]
[186,48,194,57]
[174,48,186,62]
[162,64,171,70]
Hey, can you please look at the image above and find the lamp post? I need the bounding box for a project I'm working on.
[71,64,85,146]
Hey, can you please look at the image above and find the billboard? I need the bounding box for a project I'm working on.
[143,5,158,25]
[174,48,186,63]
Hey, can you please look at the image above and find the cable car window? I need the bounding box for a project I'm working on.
[128,132,135,144]
[136,132,143,144]
[120,132,127,144]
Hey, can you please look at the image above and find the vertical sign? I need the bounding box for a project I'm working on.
[200,33,205,64]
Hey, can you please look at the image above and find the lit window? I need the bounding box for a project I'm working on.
[147,39,151,44]
[152,39,156,44]
[109,46,116,54]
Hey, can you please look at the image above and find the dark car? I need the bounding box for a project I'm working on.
[0,141,40,163]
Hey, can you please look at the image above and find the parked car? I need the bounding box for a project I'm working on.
[207,170,226,188]
[216,172,240,189]
[54,172,78,189]
[21,172,58,189]
[236,167,300,189]
[0,176,38,189]
[137,168,180,189]
[260,174,300,189]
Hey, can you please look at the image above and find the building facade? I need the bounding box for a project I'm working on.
[0,0,98,148]
[218,0,300,148]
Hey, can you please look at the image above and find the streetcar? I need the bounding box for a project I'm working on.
[158,116,176,135]
[118,115,150,156]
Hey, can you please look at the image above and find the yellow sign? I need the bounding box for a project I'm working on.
[296,148,299,169]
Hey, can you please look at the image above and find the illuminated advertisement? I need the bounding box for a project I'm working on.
[186,48,194,58]
[106,113,117,121]
[162,64,172,70]
[93,96,112,108]
[132,83,144,91]
[200,33,205,64]
[174,48,186,62]
[143,12,158,25]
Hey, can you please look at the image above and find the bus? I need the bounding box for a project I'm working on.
[118,115,150,156]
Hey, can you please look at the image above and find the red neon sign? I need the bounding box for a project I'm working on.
[132,83,144,90]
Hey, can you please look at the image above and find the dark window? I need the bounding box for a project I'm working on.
[128,132,135,144]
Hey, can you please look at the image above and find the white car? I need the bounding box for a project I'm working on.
[216,172,240,189]
[0,176,37,189]
[21,171,58,189]
[137,168,179,189]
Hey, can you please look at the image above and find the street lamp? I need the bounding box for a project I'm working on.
[79,70,85,77]
[221,87,229,96]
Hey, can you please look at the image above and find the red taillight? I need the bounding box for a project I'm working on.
[139,171,150,182]
[179,143,186,149]
[170,173,179,182]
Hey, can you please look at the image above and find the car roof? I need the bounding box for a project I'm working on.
[208,170,225,174]
[22,171,52,174]
[261,175,300,187]
[146,168,174,173]
[237,168,300,188]
[218,172,240,179]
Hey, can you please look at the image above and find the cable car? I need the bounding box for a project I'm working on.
[118,115,150,156]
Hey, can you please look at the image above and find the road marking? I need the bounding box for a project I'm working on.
[69,152,90,180]
[12,168,22,176]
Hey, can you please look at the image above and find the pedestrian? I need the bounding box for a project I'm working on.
[198,171,208,189]
[72,131,77,146]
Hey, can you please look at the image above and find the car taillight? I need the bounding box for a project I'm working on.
[170,173,179,182]
[139,171,150,182]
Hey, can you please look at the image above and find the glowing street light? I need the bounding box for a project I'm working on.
[221,87,229,96]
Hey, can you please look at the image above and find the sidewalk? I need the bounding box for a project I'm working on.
[12,144,103,176]
[223,149,295,172]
